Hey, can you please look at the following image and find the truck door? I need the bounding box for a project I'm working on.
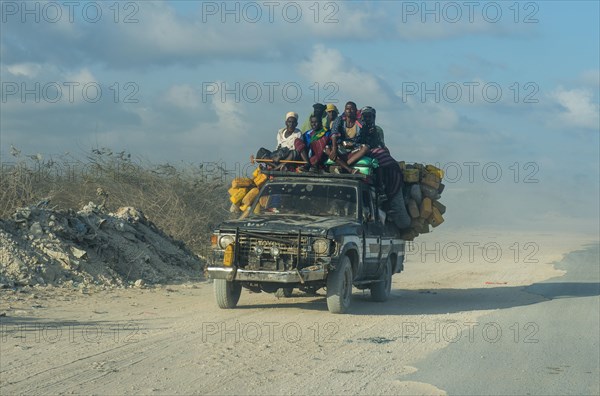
[373,189,392,273]
[362,189,382,276]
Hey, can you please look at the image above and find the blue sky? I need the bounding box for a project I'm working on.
[1,0,598,233]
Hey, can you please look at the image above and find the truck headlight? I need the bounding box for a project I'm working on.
[271,247,280,257]
[218,235,235,249]
[312,238,330,255]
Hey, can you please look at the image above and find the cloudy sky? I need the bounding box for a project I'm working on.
[1,1,599,233]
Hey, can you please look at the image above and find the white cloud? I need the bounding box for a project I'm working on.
[301,4,391,39]
[551,87,600,130]
[297,44,394,108]
[65,68,96,84]
[401,98,460,130]
[172,99,251,161]
[6,63,42,78]
[165,84,201,109]
[212,99,245,134]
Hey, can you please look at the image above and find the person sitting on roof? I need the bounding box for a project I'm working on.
[325,103,339,130]
[294,114,331,173]
[252,112,302,171]
[325,101,369,173]
[360,106,410,229]
[300,103,328,133]
[360,106,385,149]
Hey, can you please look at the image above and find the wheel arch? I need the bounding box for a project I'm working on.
[341,244,359,278]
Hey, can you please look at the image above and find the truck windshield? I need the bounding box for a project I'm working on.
[251,183,358,219]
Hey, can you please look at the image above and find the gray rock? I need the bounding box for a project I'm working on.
[29,222,43,236]
[70,246,87,259]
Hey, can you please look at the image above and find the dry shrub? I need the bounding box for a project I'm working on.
[0,147,230,256]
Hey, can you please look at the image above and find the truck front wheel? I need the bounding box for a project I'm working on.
[214,279,242,309]
[327,256,353,314]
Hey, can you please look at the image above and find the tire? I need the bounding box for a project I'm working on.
[326,256,353,314]
[214,279,242,309]
[371,257,392,302]
[275,287,293,298]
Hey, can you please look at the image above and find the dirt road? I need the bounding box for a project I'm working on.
[1,231,598,395]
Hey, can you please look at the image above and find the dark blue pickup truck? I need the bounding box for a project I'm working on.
[207,172,406,314]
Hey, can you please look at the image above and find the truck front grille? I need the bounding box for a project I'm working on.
[237,234,315,271]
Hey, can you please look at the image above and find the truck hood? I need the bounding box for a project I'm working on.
[219,215,359,236]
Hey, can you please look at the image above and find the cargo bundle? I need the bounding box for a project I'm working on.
[399,162,447,240]
[227,167,267,216]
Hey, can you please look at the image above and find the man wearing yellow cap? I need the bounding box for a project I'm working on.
[325,103,339,129]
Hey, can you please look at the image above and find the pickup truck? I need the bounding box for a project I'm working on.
[207,171,406,314]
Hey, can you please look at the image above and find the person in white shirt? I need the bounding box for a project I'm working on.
[276,112,302,150]
[252,112,302,170]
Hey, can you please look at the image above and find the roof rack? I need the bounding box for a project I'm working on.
[263,169,370,181]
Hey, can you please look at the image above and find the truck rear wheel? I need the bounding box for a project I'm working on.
[214,279,242,309]
[370,257,392,302]
[327,256,353,314]
[275,287,293,298]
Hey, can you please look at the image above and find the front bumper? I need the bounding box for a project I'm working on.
[207,266,327,283]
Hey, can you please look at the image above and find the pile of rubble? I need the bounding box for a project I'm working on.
[0,202,203,289]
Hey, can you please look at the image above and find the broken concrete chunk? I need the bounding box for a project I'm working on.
[43,248,70,266]
[70,246,88,259]
[29,222,43,236]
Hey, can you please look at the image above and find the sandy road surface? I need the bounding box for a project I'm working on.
[1,231,597,395]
